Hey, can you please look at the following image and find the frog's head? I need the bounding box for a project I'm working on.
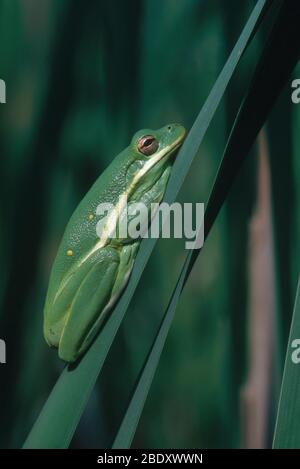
[125,123,186,202]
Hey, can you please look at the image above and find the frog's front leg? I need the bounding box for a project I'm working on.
[58,242,139,362]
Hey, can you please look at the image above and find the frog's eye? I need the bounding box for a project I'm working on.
[137,135,159,156]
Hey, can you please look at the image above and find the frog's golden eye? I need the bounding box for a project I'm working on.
[137,135,159,156]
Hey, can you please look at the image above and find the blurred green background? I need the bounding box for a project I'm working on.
[0,0,299,449]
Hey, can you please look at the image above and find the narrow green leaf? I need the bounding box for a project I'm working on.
[273,278,300,448]
[113,0,300,449]
[23,0,270,449]
[113,253,191,449]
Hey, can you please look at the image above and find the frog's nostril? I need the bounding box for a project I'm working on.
[167,125,172,131]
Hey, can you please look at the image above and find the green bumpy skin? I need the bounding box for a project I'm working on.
[43,123,185,362]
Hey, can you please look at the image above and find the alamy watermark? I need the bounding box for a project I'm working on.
[291,79,300,104]
[291,339,300,364]
[0,79,6,103]
[0,339,6,364]
[96,196,205,250]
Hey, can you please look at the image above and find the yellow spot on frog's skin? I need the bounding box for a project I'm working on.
[66,250,73,257]
[88,214,94,221]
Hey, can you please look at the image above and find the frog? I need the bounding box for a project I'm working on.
[43,123,185,362]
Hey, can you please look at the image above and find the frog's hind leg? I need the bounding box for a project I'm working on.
[74,241,139,361]
[58,242,139,363]
[58,246,119,362]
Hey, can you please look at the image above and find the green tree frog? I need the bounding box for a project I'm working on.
[44,123,185,362]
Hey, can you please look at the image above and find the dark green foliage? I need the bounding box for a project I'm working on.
[0,0,299,449]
